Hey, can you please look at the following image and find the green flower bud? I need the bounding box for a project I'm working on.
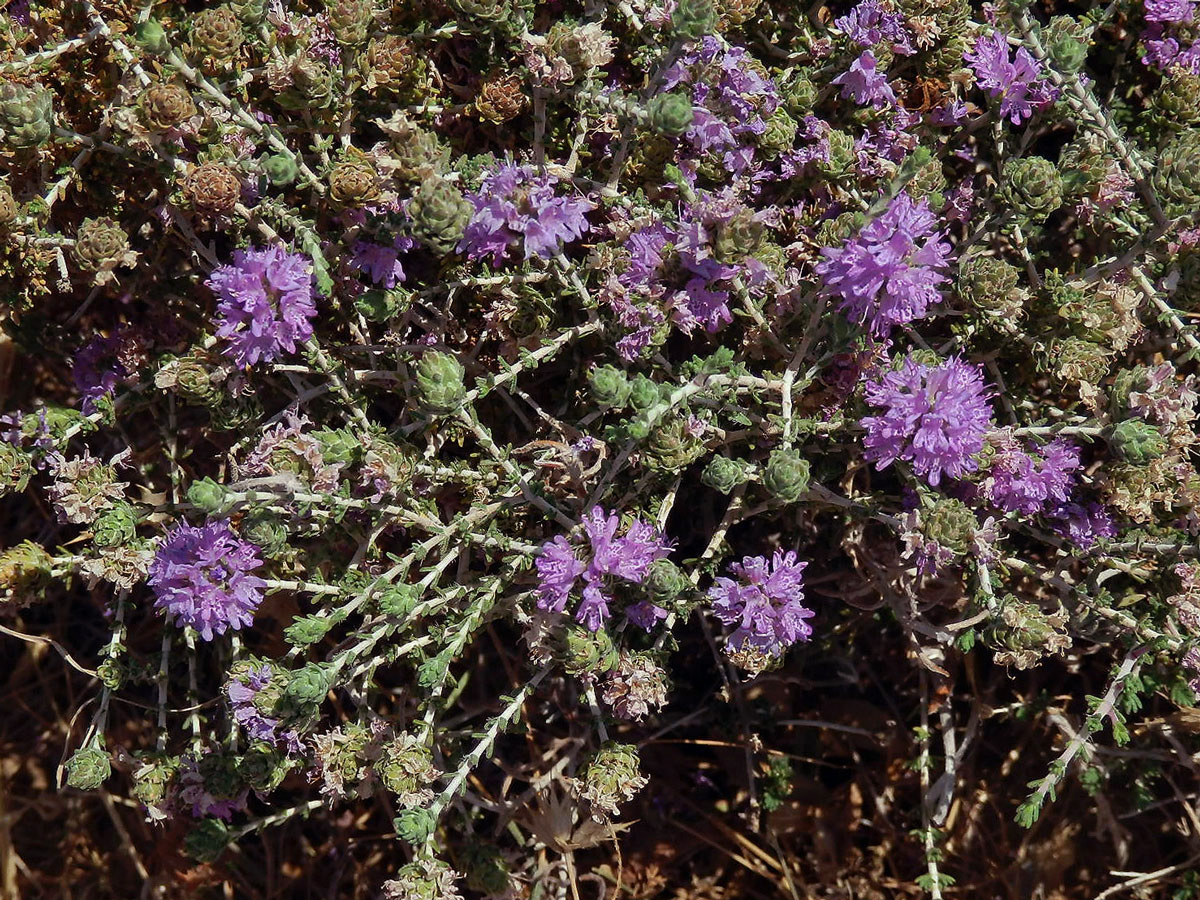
[93,501,137,548]
[0,540,52,594]
[921,497,977,554]
[562,625,620,676]
[762,449,810,503]
[285,614,337,647]
[781,70,817,115]
[134,19,170,55]
[1044,16,1091,73]
[712,209,764,263]
[0,178,17,229]
[187,477,230,515]
[958,254,1025,320]
[174,355,223,407]
[65,746,110,790]
[73,217,131,272]
[328,149,380,205]
[1001,157,1064,222]
[241,510,289,558]
[231,0,269,23]
[97,656,126,690]
[645,92,694,137]
[393,808,437,844]
[408,176,471,255]
[642,558,688,606]
[313,427,361,465]
[0,81,54,150]
[132,754,179,812]
[759,108,798,154]
[378,734,438,800]
[644,417,705,471]
[414,351,467,416]
[327,0,375,46]
[982,595,1070,669]
[819,130,857,176]
[1107,419,1167,464]
[1156,130,1200,211]
[284,663,332,705]
[191,6,244,59]
[210,393,264,432]
[238,744,291,792]
[1108,367,1147,419]
[261,152,298,186]
[386,117,449,181]
[355,287,410,322]
[701,455,748,494]
[672,0,717,41]
[628,374,659,411]
[579,742,647,820]
[184,819,230,864]
[589,365,631,408]
[0,440,31,496]
[139,83,197,132]
[385,858,462,900]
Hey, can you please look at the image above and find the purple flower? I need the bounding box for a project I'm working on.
[1146,0,1196,23]
[149,520,266,641]
[708,551,813,660]
[833,51,897,108]
[862,356,994,486]
[982,433,1081,515]
[816,192,952,335]
[834,0,913,53]
[207,246,318,368]
[964,31,1057,124]
[1050,501,1117,550]
[458,163,594,265]
[534,507,672,632]
[349,237,416,288]
[73,331,132,412]
[227,664,302,752]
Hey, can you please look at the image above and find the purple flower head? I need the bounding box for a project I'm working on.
[149,520,266,641]
[534,507,672,632]
[816,192,952,334]
[1050,501,1117,550]
[982,432,1081,515]
[73,331,133,412]
[708,551,813,661]
[207,246,318,368]
[458,163,594,265]
[833,51,897,108]
[834,0,914,53]
[349,236,416,288]
[964,31,1058,124]
[1146,0,1196,23]
[862,356,994,486]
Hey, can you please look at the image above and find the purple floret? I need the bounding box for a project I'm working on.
[862,356,994,487]
[816,192,952,335]
[1050,501,1117,550]
[833,51,897,109]
[149,520,266,641]
[964,31,1058,125]
[982,434,1081,516]
[227,663,302,752]
[207,246,318,368]
[534,507,672,632]
[708,551,814,660]
[458,163,594,265]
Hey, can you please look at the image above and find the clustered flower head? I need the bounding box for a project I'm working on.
[816,192,952,335]
[965,30,1058,124]
[149,519,266,641]
[708,551,813,668]
[981,431,1082,516]
[861,356,994,486]
[535,507,672,632]
[207,245,318,368]
[458,163,595,265]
